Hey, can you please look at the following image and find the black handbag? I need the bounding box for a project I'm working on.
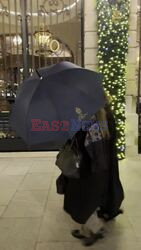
[56,174,68,194]
[55,136,82,179]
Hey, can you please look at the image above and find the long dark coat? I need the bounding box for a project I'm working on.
[63,110,124,224]
[98,110,124,219]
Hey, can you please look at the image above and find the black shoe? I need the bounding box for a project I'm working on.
[82,232,104,247]
[71,229,85,239]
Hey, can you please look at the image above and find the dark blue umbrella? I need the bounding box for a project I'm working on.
[11,61,105,146]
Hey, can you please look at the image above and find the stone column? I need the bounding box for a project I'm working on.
[84,0,98,71]
[126,0,138,156]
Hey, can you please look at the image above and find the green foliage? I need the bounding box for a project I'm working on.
[96,0,130,159]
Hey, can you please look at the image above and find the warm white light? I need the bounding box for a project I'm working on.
[35,32,51,46]
[13,35,22,46]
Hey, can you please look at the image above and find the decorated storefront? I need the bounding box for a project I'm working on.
[0,0,84,151]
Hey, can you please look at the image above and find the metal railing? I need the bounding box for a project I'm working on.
[0,0,84,149]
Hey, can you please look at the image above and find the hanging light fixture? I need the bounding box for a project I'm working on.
[34,30,51,47]
[34,28,60,53]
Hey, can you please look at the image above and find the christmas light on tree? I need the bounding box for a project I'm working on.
[96,0,130,159]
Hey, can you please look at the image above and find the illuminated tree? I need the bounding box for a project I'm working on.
[96,0,130,159]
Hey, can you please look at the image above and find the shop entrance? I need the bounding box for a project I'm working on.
[0,0,84,151]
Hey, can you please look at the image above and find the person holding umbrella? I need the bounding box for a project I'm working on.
[11,61,124,246]
[62,100,124,247]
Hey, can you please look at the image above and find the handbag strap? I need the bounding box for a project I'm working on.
[70,135,79,156]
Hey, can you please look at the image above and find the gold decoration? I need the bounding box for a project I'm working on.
[75,107,88,120]
[34,31,51,47]
[34,27,60,53]
[112,9,122,23]
[49,39,60,52]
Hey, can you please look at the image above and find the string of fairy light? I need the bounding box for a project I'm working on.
[96,0,130,159]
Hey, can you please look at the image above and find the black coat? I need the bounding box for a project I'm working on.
[63,111,124,224]
[98,111,124,220]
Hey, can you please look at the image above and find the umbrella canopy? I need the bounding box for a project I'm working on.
[11,61,105,146]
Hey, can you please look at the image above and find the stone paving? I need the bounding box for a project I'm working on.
[0,154,140,250]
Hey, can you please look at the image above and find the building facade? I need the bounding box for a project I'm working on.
[0,0,84,151]
[0,0,139,154]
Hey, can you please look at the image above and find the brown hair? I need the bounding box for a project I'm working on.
[96,108,110,139]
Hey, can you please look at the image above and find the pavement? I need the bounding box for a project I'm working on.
[0,153,140,250]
